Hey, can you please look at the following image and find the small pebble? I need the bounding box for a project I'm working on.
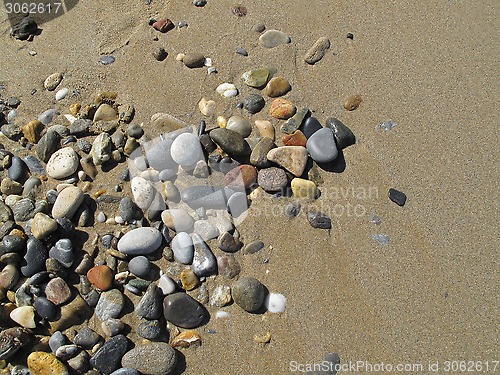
[264,293,286,313]
[100,56,116,65]
[372,234,390,245]
[307,211,332,229]
[235,47,248,56]
[344,94,362,111]
[259,30,291,48]
[388,188,407,206]
[232,277,265,312]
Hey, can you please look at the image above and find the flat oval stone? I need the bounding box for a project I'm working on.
[87,265,114,290]
[344,94,362,111]
[121,343,177,375]
[95,289,124,321]
[44,73,63,91]
[90,334,128,374]
[224,165,257,189]
[137,319,161,340]
[257,167,288,192]
[291,178,318,199]
[325,117,356,150]
[28,352,68,375]
[209,128,250,157]
[264,76,291,97]
[130,176,156,210]
[267,146,308,177]
[191,233,217,277]
[259,29,291,48]
[163,293,206,328]
[306,127,338,163]
[250,138,276,168]
[305,36,330,64]
[307,211,332,229]
[46,147,79,179]
[51,186,84,219]
[170,133,203,167]
[128,256,151,278]
[240,68,269,88]
[269,98,296,120]
[226,116,252,137]
[91,132,112,166]
[145,138,176,171]
[301,116,323,138]
[117,227,162,255]
[181,186,236,209]
[183,52,206,68]
[232,277,265,312]
[171,232,194,264]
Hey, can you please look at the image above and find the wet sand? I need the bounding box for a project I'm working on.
[1,0,498,374]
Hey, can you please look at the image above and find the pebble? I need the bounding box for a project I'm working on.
[180,268,199,290]
[159,275,177,295]
[128,256,151,278]
[10,306,36,328]
[388,188,407,206]
[325,117,356,150]
[224,164,257,189]
[90,334,128,374]
[101,318,125,337]
[51,186,84,219]
[171,330,202,348]
[1,178,22,195]
[12,198,35,222]
[145,138,176,171]
[137,319,161,340]
[301,116,322,138]
[117,227,162,255]
[232,277,266,312]
[121,342,177,375]
[48,238,74,267]
[69,119,91,136]
[193,159,210,178]
[267,146,308,176]
[22,119,43,143]
[55,344,78,361]
[216,254,241,278]
[217,231,241,252]
[269,98,296,119]
[33,296,57,320]
[250,138,276,168]
[163,292,206,328]
[152,18,174,33]
[191,233,217,276]
[11,365,31,375]
[242,94,265,114]
[257,167,288,192]
[39,109,59,126]
[252,22,265,33]
[170,133,203,167]
[44,73,63,91]
[254,120,275,140]
[163,181,180,202]
[226,116,252,137]
[376,119,397,131]
[0,327,32,360]
[283,130,307,147]
[136,283,162,319]
[193,220,219,241]
[259,30,291,48]
[8,156,29,183]
[49,331,67,353]
[55,87,69,100]
[152,47,168,61]
[185,186,234,209]
[291,178,317,199]
[243,240,265,254]
[87,265,114,290]
[281,107,309,134]
[95,289,124,321]
[45,277,71,305]
[208,285,231,307]
[27,352,68,375]
[91,133,113,165]
[215,83,238,98]
[235,47,248,56]
[209,128,250,156]
[171,232,194,264]
[67,351,90,373]
[21,236,48,277]
[193,0,206,6]
[94,104,118,122]
[372,234,390,245]
[307,211,332,229]
[198,98,216,116]
[161,208,194,232]
[306,128,338,163]
[284,201,301,218]
[241,68,269,88]
[305,37,330,64]
[100,55,116,65]
[183,52,206,68]
[344,94,362,111]
[46,147,79,179]
[73,326,100,349]
[231,4,247,16]
[264,293,286,313]
[264,77,291,97]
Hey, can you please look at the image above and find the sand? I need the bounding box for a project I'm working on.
[1,0,498,374]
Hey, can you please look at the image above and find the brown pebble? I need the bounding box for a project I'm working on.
[69,103,81,115]
[45,277,72,305]
[223,165,257,189]
[344,95,362,111]
[21,120,43,144]
[269,98,296,120]
[153,47,168,61]
[180,269,199,291]
[152,18,174,33]
[87,265,113,291]
[282,130,307,147]
[263,77,291,97]
[171,330,202,348]
[231,5,247,17]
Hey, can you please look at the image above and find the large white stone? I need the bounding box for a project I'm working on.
[170,133,203,167]
[117,227,163,255]
[46,147,79,179]
[52,186,84,219]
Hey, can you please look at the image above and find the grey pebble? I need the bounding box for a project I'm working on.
[307,211,332,229]
[243,240,264,254]
[137,319,162,340]
[100,55,116,65]
[232,277,266,312]
[8,156,29,183]
[191,233,217,277]
[235,47,248,56]
[48,238,74,268]
[101,318,125,337]
[95,289,124,321]
[21,236,48,277]
[243,93,265,114]
[163,292,206,328]
[33,296,57,321]
[257,167,288,192]
[121,342,177,375]
[135,283,162,319]
[49,331,66,353]
[128,256,151,278]
[284,202,301,217]
[90,334,128,374]
[73,326,101,349]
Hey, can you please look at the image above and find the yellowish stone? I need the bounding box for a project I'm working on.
[291,178,318,199]
[28,352,69,375]
[254,120,275,140]
[180,269,199,291]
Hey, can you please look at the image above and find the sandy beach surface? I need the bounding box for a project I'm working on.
[0,0,498,374]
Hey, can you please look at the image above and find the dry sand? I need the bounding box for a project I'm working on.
[1,0,498,374]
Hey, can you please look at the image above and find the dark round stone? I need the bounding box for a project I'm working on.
[325,117,355,150]
[163,293,206,328]
[119,197,136,222]
[89,334,128,374]
[388,188,407,206]
[243,94,265,114]
[33,297,58,321]
[232,277,266,312]
[301,116,323,138]
[2,235,26,253]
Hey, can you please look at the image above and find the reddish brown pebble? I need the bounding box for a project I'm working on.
[231,5,247,17]
[152,18,174,33]
[344,95,362,111]
[282,130,307,147]
[224,165,258,189]
[45,277,72,305]
[269,98,296,120]
[87,265,114,291]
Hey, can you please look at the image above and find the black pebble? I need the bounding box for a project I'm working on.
[10,17,38,40]
[307,211,332,229]
[347,32,354,40]
[388,188,407,206]
[90,334,128,374]
[33,297,58,321]
[301,117,323,138]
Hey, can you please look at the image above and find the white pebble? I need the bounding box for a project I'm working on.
[215,310,229,319]
[175,53,185,62]
[96,212,106,223]
[64,114,77,124]
[78,170,86,181]
[198,98,216,116]
[115,216,125,224]
[223,89,238,98]
[264,293,286,313]
[216,83,238,97]
[55,87,69,100]
[38,108,58,125]
[204,57,212,67]
[158,274,177,295]
[7,109,17,122]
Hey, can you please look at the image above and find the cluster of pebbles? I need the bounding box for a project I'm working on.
[0,10,372,375]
